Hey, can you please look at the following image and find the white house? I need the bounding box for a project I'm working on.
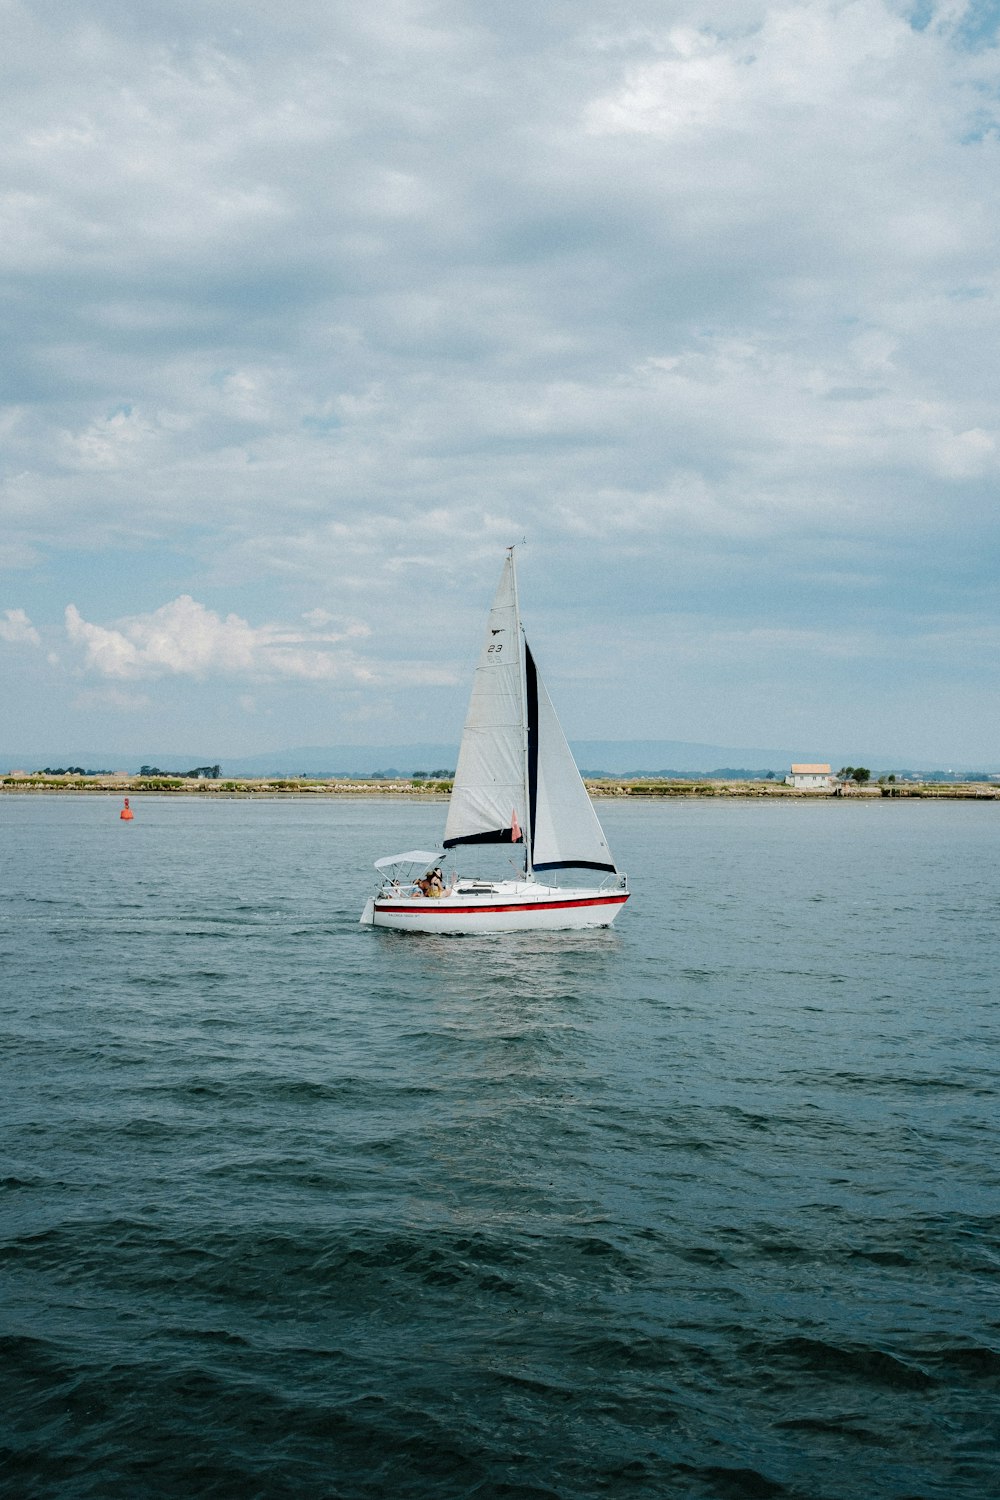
[786,763,834,790]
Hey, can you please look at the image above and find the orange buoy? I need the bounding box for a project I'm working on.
[120,797,134,821]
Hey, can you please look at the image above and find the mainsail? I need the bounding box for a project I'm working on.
[443,553,525,848]
[443,552,617,874]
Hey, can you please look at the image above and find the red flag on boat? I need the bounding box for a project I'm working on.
[511,807,521,843]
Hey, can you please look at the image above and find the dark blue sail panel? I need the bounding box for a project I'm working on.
[443,828,522,848]
[532,858,618,873]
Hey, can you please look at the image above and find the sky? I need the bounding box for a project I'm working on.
[2,0,999,764]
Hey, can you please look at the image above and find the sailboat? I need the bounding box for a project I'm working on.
[361,550,629,933]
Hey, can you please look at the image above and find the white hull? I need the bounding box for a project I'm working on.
[365,879,628,934]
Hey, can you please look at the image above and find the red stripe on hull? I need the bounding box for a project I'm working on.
[375,895,629,917]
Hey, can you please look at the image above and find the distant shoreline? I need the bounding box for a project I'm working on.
[3,776,998,801]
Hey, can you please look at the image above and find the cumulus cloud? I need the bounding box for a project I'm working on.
[0,608,41,646]
[62,595,453,688]
[63,596,367,680]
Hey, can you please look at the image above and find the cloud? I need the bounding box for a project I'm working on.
[63,596,368,680]
[1,2,999,756]
[0,608,41,646]
[62,595,453,687]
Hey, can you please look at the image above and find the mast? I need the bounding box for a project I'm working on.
[509,546,533,877]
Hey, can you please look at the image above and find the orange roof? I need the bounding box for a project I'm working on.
[790,763,831,774]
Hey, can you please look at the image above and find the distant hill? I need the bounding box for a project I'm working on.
[214,740,800,777]
[570,740,800,774]
[6,739,995,776]
[222,744,460,776]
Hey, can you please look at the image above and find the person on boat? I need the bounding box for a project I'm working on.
[415,872,433,897]
[427,868,445,898]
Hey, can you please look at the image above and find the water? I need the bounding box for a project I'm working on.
[2,793,999,1499]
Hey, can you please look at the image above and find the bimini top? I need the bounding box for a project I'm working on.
[374,850,441,871]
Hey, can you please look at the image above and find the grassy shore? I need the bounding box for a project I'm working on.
[2,774,998,800]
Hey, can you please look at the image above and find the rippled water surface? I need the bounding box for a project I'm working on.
[2,794,999,1499]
